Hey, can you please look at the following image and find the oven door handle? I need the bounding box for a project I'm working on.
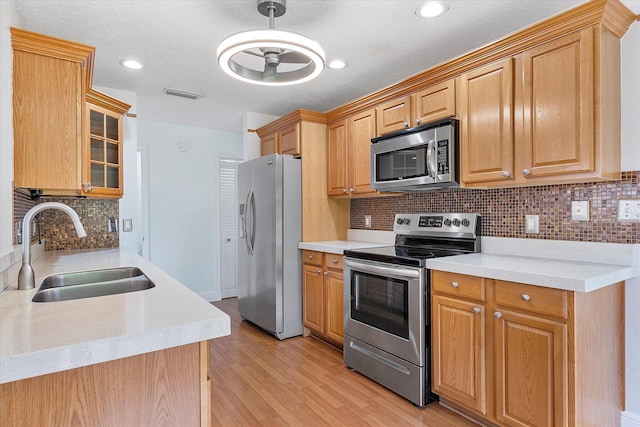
[344,259,420,279]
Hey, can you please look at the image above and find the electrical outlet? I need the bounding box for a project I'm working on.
[571,201,590,221]
[617,200,640,222]
[122,218,133,232]
[364,215,372,228]
[525,215,539,234]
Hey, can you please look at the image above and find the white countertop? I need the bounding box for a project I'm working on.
[298,240,389,254]
[425,253,638,292]
[0,249,231,384]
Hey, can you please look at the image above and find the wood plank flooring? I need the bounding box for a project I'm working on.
[209,298,479,427]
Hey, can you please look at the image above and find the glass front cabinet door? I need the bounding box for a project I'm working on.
[83,103,124,197]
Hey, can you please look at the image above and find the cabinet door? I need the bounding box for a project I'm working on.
[302,263,324,334]
[83,103,123,197]
[517,28,594,180]
[324,269,344,345]
[13,50,82,192]
[279,123,300,156]
[460,58,514,184]
[260,132,279,156]
[432,295,486,414]
[349,109,377,196]
[376,96,411,135]
[494,309,567,427]
[327,120,349,196]
[413,79,456,126]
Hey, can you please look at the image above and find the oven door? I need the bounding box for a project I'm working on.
[343,258,425,366]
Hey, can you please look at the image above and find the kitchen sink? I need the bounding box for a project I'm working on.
[32,267,155,302]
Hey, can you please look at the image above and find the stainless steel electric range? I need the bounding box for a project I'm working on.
[343,213,481,407]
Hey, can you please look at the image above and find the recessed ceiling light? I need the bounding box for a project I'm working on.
[120,58,143,69]
[328,59,347,69]
[416,1,448,18]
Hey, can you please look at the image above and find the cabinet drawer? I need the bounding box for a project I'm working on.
[432,271,485,302]
[302,250,323,267]
[324,254,344,271]
[494,280,568,319]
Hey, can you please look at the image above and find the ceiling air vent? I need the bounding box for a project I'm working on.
[162,88,203,99]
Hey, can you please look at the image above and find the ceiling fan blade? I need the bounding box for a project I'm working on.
[278,51,310,64]
[262,63,277,78]
[242,49,265,58]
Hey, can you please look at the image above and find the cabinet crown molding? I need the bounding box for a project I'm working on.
[256,109,326,138]
[86,89,131,115]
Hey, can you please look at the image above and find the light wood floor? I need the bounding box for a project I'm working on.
[209,298,478,427]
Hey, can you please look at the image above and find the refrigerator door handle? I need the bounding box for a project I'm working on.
[246,188,255,255]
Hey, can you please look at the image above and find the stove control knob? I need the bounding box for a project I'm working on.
[443,218,452,226]
[461,218,470,227]
[452,218,461,227]
[396,217,410,225]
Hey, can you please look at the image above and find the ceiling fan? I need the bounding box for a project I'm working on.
[216,0,325,86]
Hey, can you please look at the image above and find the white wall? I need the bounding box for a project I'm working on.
[0,1,17,254]
[621,19,640,427]
[242,112,279,161]
[138,119,242,300]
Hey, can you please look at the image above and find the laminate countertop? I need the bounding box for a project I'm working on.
[0,248,230,384]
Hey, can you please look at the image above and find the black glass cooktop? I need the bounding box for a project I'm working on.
[344,245,467,267]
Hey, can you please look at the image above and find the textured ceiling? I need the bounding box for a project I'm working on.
[11,0,638,132]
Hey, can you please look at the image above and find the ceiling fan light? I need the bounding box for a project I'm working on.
[217,29,325,86]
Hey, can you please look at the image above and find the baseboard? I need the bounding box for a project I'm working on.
[199,291,222,302]
[623,410,640,427]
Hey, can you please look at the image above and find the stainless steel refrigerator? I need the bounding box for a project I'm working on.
[237,153,302,340]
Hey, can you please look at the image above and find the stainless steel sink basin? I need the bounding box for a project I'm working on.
[32,267,155,302]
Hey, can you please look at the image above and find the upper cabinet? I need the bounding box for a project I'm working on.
[375,79,456,136]
[327,109,378,197]
[11,28,130,198]
[258,121,302,157]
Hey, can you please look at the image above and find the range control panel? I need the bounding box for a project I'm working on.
[393,213,480,238]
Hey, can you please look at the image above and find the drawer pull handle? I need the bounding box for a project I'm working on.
[451,281,459,288]
[494,311,503,319]
[332,259,338,264]
[473,307,481,314]
[521,294,531,302]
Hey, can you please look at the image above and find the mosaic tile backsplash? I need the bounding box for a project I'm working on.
[351,171,640,244]
[13,188,119,250]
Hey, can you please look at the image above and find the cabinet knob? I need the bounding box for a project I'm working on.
[350,188,354,193]
[404,122,409,128]
[83,182,93,192]
[308,255,313,259]
[332,259,338,264]
[523,168,531,176]
[324,271,329,276]
[473,307,481,314]
[342,188,348,194]
[502,171,511,177]
[521,294,531,302]
[494,311,503,319]
[316,269,321,274]
[415,119,420,125]
[451,281,459,288]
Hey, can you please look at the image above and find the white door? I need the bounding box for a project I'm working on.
[219,157,242,298]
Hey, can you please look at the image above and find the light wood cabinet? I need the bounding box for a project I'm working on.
[0,342,211,427]
[376,79,456,136]
[301,250,344,346]
[431,271,624,427]
[256,110,350,241]
[327,109,377,198]
[260,132,279,156]
[461,26,622,188]
[11,28,130,198]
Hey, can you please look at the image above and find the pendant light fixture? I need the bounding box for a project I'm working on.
[217,0,325,86]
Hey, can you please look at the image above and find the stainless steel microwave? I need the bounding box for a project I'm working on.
[370,118,459,192]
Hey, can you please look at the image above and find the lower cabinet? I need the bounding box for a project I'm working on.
[0,341,212,427]
[431,271,624,427]
[302,250,344,346]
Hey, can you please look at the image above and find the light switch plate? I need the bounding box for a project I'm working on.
[617,200,640,222]
[571,201,589,221]
[122,218,133,232]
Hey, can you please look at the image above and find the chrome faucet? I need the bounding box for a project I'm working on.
[18,202,87,290]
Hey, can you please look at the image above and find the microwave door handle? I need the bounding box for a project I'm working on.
[426,139,436,180]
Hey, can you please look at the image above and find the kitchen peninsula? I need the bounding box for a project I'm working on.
[0,247,230,426]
